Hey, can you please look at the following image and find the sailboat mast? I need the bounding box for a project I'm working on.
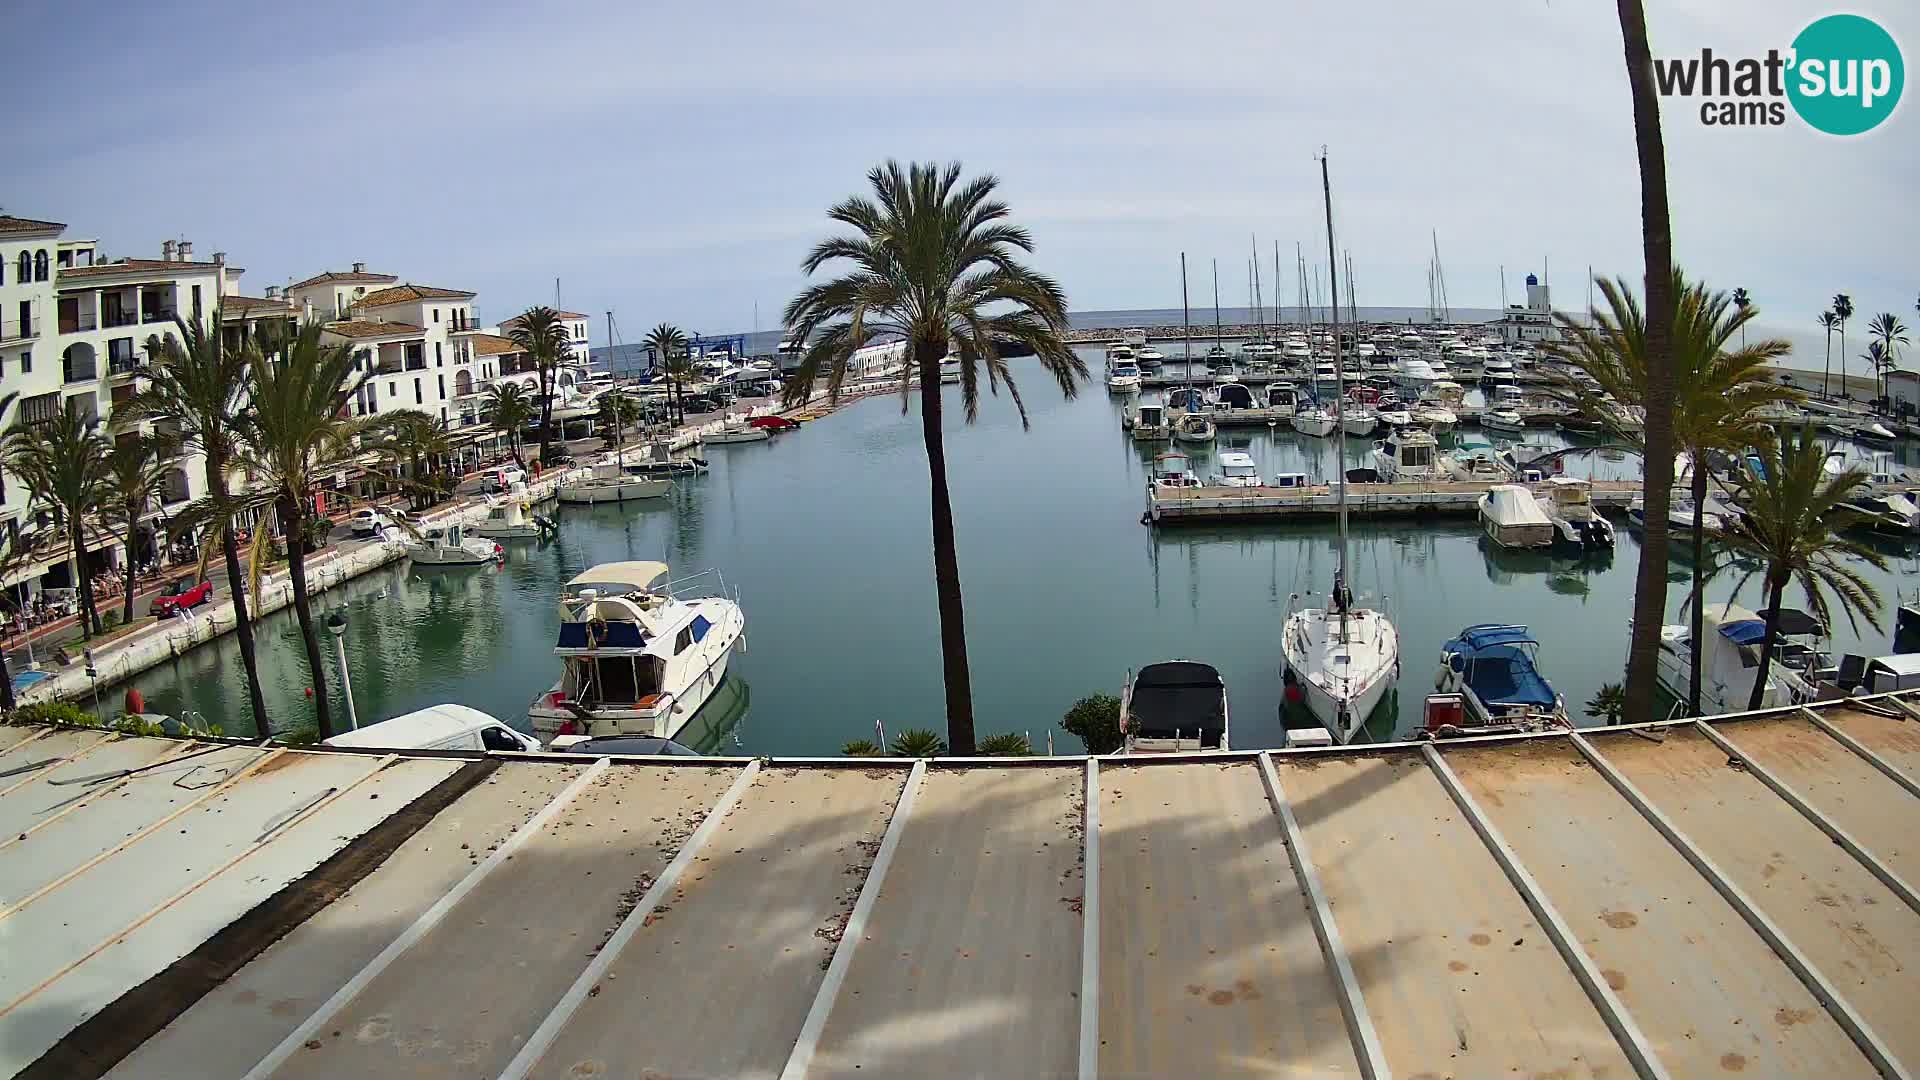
[1320,150,1349,638]
[1212,259,1221,347]
[1251,235,1264,341]
[1274,241,1283,327]
[1181,253,1191,396]
[608,309,624,469]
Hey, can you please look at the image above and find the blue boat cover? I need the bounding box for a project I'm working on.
[1718,619,1768,645]
[1454,624,1538,650]
[1445,625,1556,708]
[556,622,647,649]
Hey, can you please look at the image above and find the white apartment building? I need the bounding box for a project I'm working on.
[316,281,481,427]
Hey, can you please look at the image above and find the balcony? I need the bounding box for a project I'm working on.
[142,307,178,324]
[103,310,139,329]
[0,315,38,343]
[108,356,142,378]
[377,361,403,375]
[405,358,427,371]
[58,312,97,334]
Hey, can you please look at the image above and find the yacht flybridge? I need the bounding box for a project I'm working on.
[1281,151,1400,746]
[529,561,746,743]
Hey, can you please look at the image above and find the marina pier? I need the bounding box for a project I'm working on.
[1147,478,1642,524]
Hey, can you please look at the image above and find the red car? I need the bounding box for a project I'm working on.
[150,578,213,617]
[747,414,801,431]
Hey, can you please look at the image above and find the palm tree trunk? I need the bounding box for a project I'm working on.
[538,365,556,463]
[1616,0,1679,727]
[1686,464,1708,715]
[122,512,138,625]
[208,458,270,732]
[1747,573,1787,711]
[0,646,14,712]
[70,520,101,638]
[1824,329,1833,397]
[917,339,975,753]
[1839,325,1847,396]
[281,496,335,740]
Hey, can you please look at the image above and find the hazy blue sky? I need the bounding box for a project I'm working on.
[9,1,1914,355]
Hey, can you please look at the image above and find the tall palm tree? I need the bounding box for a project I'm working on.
[0,527,30,713]
[643,323,687,379]
[660,353,698,423]
[1549,271,1797,715]
[221,322,369,741]
[1818,311,1840,396]
[1719,424,1886,709]
[1610,0,1680,727]
[100,434,177,624]
[372,410,453,510]
[1868,312,1908,401]
[125,307,270,728]
[1731,287,1750,348]
[2,410,110,638]
[482,382,534,468]
[782,161,1086,752]
[1832,293,1854,398]
[507,307,572,466]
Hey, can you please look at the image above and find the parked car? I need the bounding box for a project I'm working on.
[350,508,390,537]
[150,578,213,617]
[481,466,528,493]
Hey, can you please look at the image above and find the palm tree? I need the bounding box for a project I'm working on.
[1868,312,1908,401]
[660,353,698,423]
[1611,0,1681,727]
[2,410,110,638]
[782,161,1086,752]
[372,410,454,510]
[645,323,691,422]
[100,434,177,624]
[596,390,642,448]
[1719,424,1886,709]
[1731,287,1750,348]
[125,307,270,728]
[1819,311,1840,396]
[482,382,534,468]
[1832,293,1854,397]
[1549,271,1798,715]
[220,322,369,741]
[506,307,572,465]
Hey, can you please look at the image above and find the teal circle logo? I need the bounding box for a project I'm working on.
[1788,14,1903,135]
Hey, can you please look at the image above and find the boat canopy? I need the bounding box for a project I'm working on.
[556,621,648,651]
[1444,625,1556,708]
[567,561,668,593]
[1718,620,1768,646]
[1128,661,1227,747]
[1483,485,1552,525]
[1215,383,1255,409]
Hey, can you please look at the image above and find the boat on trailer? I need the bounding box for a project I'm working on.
[1118,660,1230,753]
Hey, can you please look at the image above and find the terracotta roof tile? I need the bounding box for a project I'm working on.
[355,283,476,307]
[289,269,398,290]
[324,319,425,339]
[0,215,65,234]
[219,295,298,320]
[57,258,222,280]
[470,333,522,356]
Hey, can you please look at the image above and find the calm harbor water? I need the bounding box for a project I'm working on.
[115,344,1920,751]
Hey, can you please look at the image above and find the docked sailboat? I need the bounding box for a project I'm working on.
[1282,151,1400,746]
[558,462,672,504]
[1118,661,1230,753]
[1173,410,1216,443]
[529,561,746,742]
[1290,403,1339,437]
[1431,624,1571,736]
[1169,255,1213,445]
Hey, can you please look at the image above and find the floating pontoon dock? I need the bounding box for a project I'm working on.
[1147,478,1641,524]
[2,691,1917,1078]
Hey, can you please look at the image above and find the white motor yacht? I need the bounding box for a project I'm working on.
[1536,477,1616,549]
[1265,382,1299,417]
[1371,428,1443,482]
[1440,445,1514,482]
[1107,358,1143,393]
[1411,402,1458,434]
[1657,603,1823,715]
[472,496,557,541]
[939,357,963,384]
[1135,346,1166,367]
[1119,661,1231,753]
[1213,451,1263,488]
[704,419,771,444]
[406,522,502,567]
[1311,359,1339,387]
[1150,450,1201,490]
[558,463,672,504]
[1173,410,1216,443]
[1130,402,1172,441]
[1479,484,1556,548]
[1628,492,1737,533]
[529,561,746,742]
[1480,408,1527,433]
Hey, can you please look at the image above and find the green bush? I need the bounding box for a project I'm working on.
[840,739,885,757]
[278,719,322,747]
[1061,693,1123,754]
[976,732,1033,756]
[1586,682,1627,725]
[889,728,947,757]
[8,701,100,727]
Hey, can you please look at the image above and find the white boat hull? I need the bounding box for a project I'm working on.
[1107,376,1142,393]
[530,602,744,741]
[1340,414,1377,437]
[1292,413,1338,437]
[1282,606,1399,744]
[407,542,500,566]
[557,477,672,504]
[471,523,545,539]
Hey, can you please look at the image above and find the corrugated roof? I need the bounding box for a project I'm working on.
[288,270,397,290]
[7,692,1919,1078]
[354,284,475,308]
[323,319,425,339]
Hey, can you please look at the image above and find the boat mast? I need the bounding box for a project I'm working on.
[1274,241,1284,328]
[1181,253,1192,407]
[1320,149,1350,638]
[607,310,624,469]
[1212,259,1222,350]
[1251,235,1264,343]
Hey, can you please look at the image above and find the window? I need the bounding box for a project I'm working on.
[435,342,442,366]
[432,308,439,323]
[674,626,693,654]
[56,249,71,268]
[15,252,28,282]
[190,284,201,311]
[414,377,422,405]
[34,250,48,281]
[436,374,445,399]
[480,726,521,752]
[689,615,712,643]
[388,382,396,397]
[19,350,30,374]
[354,348,370,372]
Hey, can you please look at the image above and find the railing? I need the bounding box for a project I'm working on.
[142,308,178,324]
[109,357,141,377]
[59,312,97,333]
[62,361,98,384]
[102,310,139,329]
[377,363,403,375]
[405,359,427,371]
[0,315,39,342]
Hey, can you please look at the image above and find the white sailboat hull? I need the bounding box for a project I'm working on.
[1292,413,1338,437]
[557,476,672,504]
[1282,606,1399,744]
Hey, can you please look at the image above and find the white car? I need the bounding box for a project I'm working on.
[350,508,391,537]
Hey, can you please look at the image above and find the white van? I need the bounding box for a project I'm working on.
[322,703,539,753]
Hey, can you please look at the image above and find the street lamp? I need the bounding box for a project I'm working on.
[326,610,359,730]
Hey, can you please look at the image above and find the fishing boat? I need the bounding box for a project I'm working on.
[1130,402,1173,441]
[406,522,502,567]
[1281,151,1400,747]
[1118,661,1230,753]
[559,463,672,504]
[1173,410,1216,443]
[1536,476,1615,549]
[472,496,558,541]
[528,560,746,742]
[1370,427,1443,482]
[1656,603,1824,714]
[1213,450,1262,488]
[703,419,772,444]
[1431,624,1571,735]
[1478,484,1556,548]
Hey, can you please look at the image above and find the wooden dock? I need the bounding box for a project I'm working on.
[1146,478,1641,524]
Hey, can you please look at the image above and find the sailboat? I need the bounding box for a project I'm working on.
[1172,254,1215,444]
[1282,150,1401,745]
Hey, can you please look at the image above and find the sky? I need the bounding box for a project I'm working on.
[8,0,1915,360]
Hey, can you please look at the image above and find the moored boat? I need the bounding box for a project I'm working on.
[1430,624,1571,736]
[1478,483,1556,549]
[406,522,502,567]
[559,463,672,504]
[1118,661,1231,753]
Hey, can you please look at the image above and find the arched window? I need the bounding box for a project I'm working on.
[34,250,48,281]
[15,252,28,283]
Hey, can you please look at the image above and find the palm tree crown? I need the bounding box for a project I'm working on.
[482,382,534,467]
[102,433,178,623]
[2,410,111,636]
